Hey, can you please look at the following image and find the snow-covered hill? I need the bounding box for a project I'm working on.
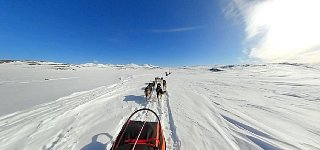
[0,61,320,150]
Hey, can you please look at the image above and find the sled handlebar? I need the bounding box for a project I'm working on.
[127,108,161,123]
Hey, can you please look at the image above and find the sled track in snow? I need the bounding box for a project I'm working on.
[164,92,181,150]
[147,91,181,150]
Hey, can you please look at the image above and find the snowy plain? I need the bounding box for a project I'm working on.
[0,61,319,150]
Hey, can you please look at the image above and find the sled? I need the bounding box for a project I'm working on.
[111,108,166,150]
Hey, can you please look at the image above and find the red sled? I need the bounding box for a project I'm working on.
[111,108,166,150]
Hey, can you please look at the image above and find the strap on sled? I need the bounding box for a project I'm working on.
[124,138,159,147]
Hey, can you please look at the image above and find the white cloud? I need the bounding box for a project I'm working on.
[225,0,320,63]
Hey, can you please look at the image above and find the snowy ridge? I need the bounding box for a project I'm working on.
[0,60,160,70]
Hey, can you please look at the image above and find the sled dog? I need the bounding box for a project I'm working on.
[144,85,153,100]
[156,83,166,101]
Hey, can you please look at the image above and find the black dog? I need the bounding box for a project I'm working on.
[149,82,155,89]
[156,83,166,102]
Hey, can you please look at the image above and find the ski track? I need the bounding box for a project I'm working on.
[189,78,320,150]
[190,81,290,150]
[163,92,181,150]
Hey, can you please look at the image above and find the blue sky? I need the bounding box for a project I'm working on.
[0,0,246,66]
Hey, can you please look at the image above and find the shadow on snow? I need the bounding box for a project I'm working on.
[80,133,113,150]
[123,95,147,107]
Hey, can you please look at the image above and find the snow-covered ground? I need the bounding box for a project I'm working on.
[0,61,320,150]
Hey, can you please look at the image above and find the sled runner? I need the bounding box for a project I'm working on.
[111,108,166,150]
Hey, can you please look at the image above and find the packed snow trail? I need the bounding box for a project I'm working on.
[145,91,182,150]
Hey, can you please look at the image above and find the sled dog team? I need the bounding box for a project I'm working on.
[144,77,167,102]
[165,71,171,76]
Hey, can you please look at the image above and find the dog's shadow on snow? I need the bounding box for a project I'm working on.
[80,133,113,150]
[123,95,147,107]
